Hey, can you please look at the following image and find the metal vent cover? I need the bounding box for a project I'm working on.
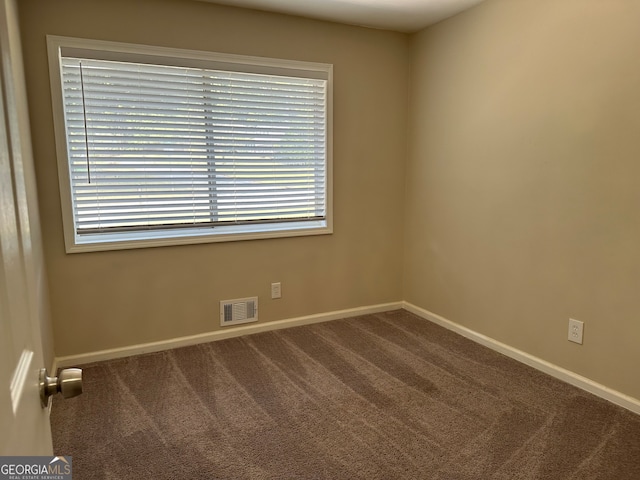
[220,297,258,326]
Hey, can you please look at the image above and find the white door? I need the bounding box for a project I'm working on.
[0,0,54,455]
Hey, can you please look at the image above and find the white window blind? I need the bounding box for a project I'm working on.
[57,52,329,244]
[48,37,332,252]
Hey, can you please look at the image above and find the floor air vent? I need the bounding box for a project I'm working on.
[220,297,258,326]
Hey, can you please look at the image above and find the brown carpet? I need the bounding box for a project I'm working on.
[51,310,640,479]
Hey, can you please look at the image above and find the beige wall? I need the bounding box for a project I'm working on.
[405,0,640,400]
[18,0,408,356]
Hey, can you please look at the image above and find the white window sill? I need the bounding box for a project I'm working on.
[66,220,331,253]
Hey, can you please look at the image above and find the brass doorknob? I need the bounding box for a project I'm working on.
[39,368,83,408]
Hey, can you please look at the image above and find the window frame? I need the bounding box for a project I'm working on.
[47,35,333,253]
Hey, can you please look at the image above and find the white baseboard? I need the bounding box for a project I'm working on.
[403,301,640,416]
[55,302,403,368]
[55,299,640,416]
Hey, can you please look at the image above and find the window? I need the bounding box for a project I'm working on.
[47,36,332,252]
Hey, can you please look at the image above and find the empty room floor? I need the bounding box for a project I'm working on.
[51,310,640,479]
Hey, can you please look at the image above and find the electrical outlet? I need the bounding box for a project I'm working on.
[271,282,281,299]
[568,318,584,344]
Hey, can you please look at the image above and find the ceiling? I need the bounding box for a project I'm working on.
[196,0,486,32]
